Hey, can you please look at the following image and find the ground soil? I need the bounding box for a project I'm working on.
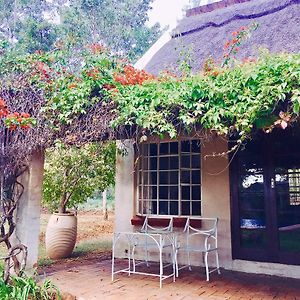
[38,210,114,275]
[39,210,114,244]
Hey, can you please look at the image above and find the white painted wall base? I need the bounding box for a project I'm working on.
[231,259,300,279]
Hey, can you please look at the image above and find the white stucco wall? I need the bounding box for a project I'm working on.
[114,140,135,258]
[201,136,232,268]
[13,151,45,271]
[114,136,300,279]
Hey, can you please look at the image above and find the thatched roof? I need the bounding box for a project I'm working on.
[144,0,300,75]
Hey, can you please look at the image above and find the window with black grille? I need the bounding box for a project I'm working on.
[137,140,201,216]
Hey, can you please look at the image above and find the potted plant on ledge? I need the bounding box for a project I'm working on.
[43,142,115,259]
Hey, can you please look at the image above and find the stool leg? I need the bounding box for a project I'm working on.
[204,251,209,281]
[188,250,192,271]
[215,250,221,274]
[159,246,163,288]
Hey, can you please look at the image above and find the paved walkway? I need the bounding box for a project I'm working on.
[44,258,300,300]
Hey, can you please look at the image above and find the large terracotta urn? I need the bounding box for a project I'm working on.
[45,212,77,259]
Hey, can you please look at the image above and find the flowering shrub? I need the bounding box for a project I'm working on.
[114,65,155,85]
[0,98,34,131]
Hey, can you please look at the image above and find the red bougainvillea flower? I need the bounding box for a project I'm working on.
[68,83,78,89]
[102,84,116,90]
[20,124,31,130]
[88,43,106,54]
[86,68,100,80]
[114,65,155,86]
[0,110,8,118]
[0,98,9,118]
[21,112,30,118]
[9,124,17,131]
[34,50,44,55]
[223,40,231,50]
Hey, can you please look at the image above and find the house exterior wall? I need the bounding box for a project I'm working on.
[201,136,232,268]
[114,136,300,279]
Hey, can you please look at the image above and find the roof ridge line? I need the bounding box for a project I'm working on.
[173,0,300,38]
[186,0,252,17]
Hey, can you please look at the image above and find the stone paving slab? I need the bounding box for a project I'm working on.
[45,259,300,300]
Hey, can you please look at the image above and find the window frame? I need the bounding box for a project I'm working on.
[136,138,202,217]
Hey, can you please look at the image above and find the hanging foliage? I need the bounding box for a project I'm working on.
[0,24,299,161]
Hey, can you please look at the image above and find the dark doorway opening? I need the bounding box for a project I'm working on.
[230,128,300,265]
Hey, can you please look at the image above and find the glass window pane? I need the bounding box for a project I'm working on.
[149,157,157,170]
[181,140,190,153]
[192,186,201,200]
[170,142,178,154]
[170,186,178,199]
[143,186,149,200]
[192,201,201,215]
[182,186,190,200]
[159,172,169,184]
[150,186,157,199]
[160,143,169,155]
[191,140,201,153]
[181,171,190,184]
[181,155,190,168]
[182,202,190,215]
[149,172,157,184]
[150,143,157,156]
[138,201,142,213]
[170,201,179,215]
[170,171,178,184]
[143,201,152,214]
[151,201,157,214]
[170,157,179,169]
[191,155,201,169]
[143,171,149,185]
[159,186,168,199]
[159,201,168,215]
[159,157,169,170]
[192,170,201,184]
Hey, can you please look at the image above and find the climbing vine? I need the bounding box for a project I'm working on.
[114,52,300,146]
[1,24,300,155]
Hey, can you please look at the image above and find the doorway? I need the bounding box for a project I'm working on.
[231,128,300,264]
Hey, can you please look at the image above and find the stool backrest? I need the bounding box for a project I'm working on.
[183,217,218,250]
[140,216,173,233]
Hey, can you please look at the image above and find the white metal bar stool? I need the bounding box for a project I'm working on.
[177,217,221,281]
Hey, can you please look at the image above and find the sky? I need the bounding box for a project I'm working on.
[147,0,191,29]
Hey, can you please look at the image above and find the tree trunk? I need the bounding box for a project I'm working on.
[58,193,67,214]
[102,189,108,220]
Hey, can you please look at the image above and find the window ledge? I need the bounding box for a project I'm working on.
[131,215,202,228]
